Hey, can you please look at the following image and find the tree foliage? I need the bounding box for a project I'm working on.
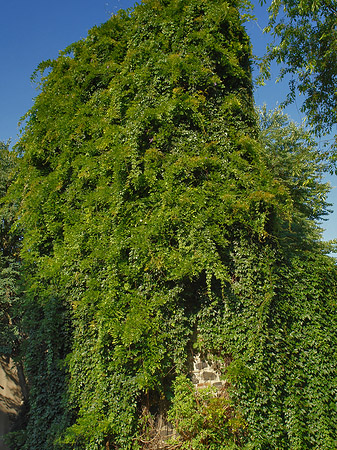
[260,0,337,143]
[257,106,331,245]
[5,1,337,449]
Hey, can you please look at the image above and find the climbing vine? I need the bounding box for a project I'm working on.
[4,1,337,449]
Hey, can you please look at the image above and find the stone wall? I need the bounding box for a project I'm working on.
[191,353,226,390]
[0,357,23,450]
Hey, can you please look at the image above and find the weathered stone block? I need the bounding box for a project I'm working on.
[202,371,217,381]
[0,358,24,450]
[191,374,200,385]
[212,382,224,389]
[195,361,207,370]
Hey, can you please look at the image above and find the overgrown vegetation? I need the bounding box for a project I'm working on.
[167,374,246,449]
[0,141,22,357]
[1,1,336,449]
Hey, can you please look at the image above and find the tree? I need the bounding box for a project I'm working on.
[260,0,337,149]
[257,106,331,246]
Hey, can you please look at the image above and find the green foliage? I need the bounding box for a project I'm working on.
[195,109,337,450]
[257,106,331,250]
[62,373,139,450]
[7,0,337,449]
[168,375,246,449]
[5,294,74,450]
[0,141,22,356]
[260,0,337,147]
[197,237,337,450]
[13,1,275,447]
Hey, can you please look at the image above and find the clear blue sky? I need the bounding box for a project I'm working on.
[1,0,336,247]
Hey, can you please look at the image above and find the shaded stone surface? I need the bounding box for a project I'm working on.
[195,361,207,370]
[202,371,217,381]
[0,357,23,450]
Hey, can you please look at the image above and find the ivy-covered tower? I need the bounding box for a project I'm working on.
[10,0,337,449]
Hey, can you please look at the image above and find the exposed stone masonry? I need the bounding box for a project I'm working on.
[0,357,23,450]
[191,353,226,391]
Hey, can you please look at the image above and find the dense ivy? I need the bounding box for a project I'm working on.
[195,109,337,450]
[0,141,22,357]
[4,1,337,449]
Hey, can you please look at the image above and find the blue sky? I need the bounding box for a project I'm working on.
[1,0,336,247]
